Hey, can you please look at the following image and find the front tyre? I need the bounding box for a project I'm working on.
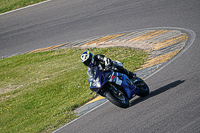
[105,89,129,108]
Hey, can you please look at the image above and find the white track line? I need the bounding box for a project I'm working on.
[0,0,51,16]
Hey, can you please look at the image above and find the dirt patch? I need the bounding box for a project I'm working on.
[0,85,22,95]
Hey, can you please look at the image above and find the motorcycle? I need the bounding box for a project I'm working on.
[87,61,149,108]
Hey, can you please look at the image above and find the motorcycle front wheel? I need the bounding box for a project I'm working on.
[105,88,129,108]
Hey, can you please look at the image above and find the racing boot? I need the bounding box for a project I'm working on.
[128,72,137,83]
[114,65,137,82]
[122,69,137,81]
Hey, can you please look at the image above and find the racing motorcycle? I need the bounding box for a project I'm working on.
[87,61,149,108]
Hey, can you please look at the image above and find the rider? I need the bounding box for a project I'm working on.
[81,50,136,81]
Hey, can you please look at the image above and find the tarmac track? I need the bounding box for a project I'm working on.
[0,0,200,133]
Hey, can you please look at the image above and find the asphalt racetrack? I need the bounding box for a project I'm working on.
[0,0,200,133]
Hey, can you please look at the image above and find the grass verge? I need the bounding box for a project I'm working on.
[0,47,148,132]
[0,0,46,13]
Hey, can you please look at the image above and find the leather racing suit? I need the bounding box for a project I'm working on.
[91,54,136,80]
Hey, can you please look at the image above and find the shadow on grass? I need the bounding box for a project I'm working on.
[130,80,185,107]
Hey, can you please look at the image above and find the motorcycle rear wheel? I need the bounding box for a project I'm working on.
[105,89,129,108]
[136,80,149,97]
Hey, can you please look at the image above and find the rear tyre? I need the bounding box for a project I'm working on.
[105,88,129,108]
[136,80,149,97]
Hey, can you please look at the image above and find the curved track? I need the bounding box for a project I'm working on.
[0,0,200,132]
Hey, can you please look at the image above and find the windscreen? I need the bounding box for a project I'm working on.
[87,66,97,82]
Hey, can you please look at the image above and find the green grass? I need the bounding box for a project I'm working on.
[0,0,46,13]
[0,47,148,132]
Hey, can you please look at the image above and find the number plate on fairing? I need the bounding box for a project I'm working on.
[109,74,122,85]
[115,77,122,85]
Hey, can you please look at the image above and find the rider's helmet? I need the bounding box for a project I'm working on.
[81,51,94,67]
